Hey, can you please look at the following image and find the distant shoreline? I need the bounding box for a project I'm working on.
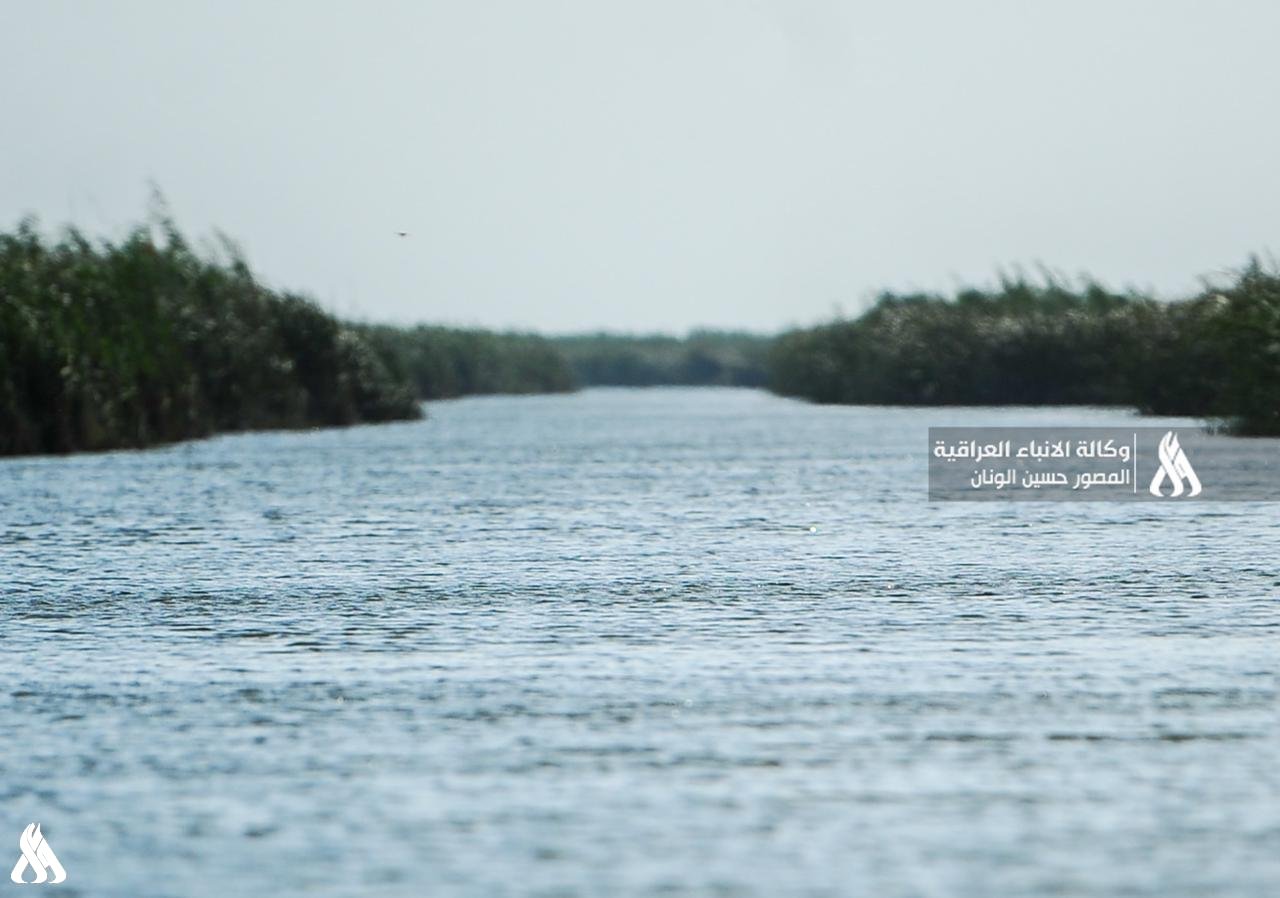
[5,215,1275,456]
[770,265,1279,437]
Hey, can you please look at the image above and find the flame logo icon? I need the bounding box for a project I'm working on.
[1149,431,1202,498]
[9,824,66,885]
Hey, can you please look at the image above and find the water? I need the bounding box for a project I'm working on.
[1,388,1277,897]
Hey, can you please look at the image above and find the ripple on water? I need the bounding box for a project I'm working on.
[0,389,1277,897]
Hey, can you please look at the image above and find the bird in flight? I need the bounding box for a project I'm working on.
[396,231,409,238]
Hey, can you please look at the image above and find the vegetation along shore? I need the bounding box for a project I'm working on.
[2,214,1276,456]
[0,217,579,455]
[769,264,1280,436]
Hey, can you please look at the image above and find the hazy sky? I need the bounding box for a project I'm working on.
[4,1,1279,333]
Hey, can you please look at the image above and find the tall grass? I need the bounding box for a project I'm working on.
[357,325,576,400]
[552,331,770,387]
[0,216,421,455]
[7,206,1275,455]
[768,263,1280,435]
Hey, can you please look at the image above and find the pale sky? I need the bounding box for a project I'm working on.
[3,1,1279,333]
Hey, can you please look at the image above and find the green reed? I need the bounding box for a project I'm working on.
[767,263,1280,435]
[0,216,425,455]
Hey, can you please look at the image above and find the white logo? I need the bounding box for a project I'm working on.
[9,824,66,885]
[1149,431,1202,498]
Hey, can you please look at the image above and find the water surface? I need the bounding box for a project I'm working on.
[2,388,1277,896]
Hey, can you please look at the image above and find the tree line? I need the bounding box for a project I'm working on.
[551,332,770,388]
[358,324,575,399]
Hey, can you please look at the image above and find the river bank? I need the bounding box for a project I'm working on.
[768,262,1280,436]
[6,213,1276,456]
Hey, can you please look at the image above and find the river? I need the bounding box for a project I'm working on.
[1,388,1276,896]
